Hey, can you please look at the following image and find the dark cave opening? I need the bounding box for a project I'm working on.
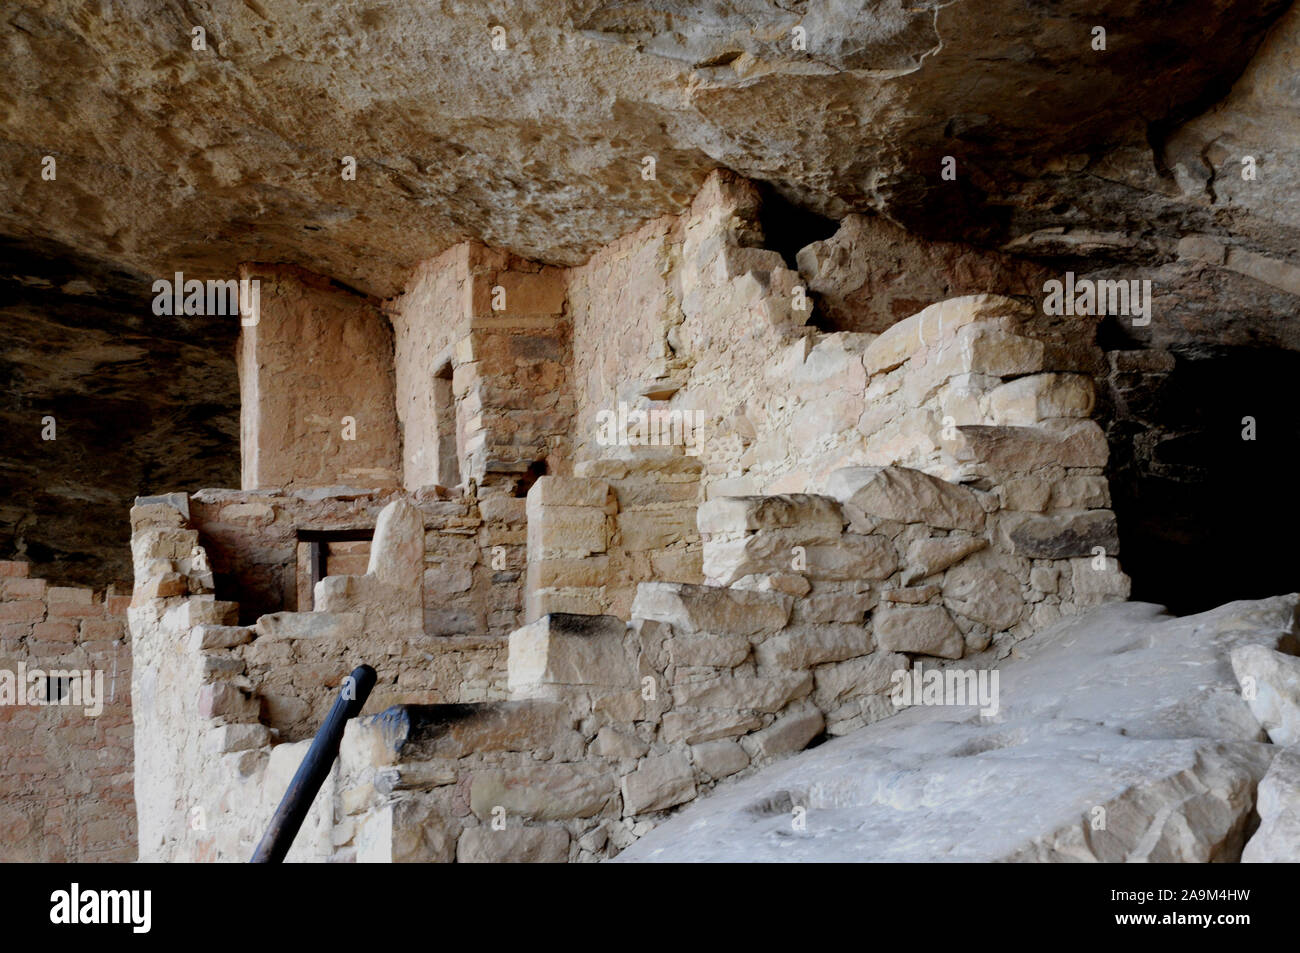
[1104,345,1300,615]
[755,184,839,271]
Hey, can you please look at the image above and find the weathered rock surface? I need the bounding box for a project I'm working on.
[1231,645,1300,747]
[1,0,1290,300]
[1242,748,1300,863]
[615,595,1299,862]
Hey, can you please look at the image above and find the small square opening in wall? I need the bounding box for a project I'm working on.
[44,675,74,704]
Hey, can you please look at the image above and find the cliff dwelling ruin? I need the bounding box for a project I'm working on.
[3,0,1300,876]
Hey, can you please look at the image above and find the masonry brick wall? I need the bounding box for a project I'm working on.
[238,264,401,491]
[0,560,134,861]
[390,245,473,490]
[390,243,573,494]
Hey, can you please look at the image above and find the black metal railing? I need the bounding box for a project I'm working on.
[250,664,377,863]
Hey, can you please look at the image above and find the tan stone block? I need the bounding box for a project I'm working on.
[0,577,45,600]
[744,707,824,760]
[219,502,275,523]
[1030,566,1060,593]
[470,765,616,821]
[31,622,76,642]
[47,586,93,605]
[208,723,271,753]
[614,481,701,507]
[399,701,586,761]
[526,588,608,621]
[1051,474,1111,509]
[390,798,458,863]
[813,652,908,708]
[132,527,200,563]
[950,421,1109,473]
[530,556,610,589]
[190,624,253,650]
[0,601,44,624]
[594,725,649,759]
[873,605,964,659]
[617,507,698,551]
[452,362,478,399]
[690,738,749,780]
[754,624,873,670]
[254,611,364,641]
[591,690,646,725]
[952,324,1044,377]
[478,494,528,525]
[79,619,124,640]
[508,613,634,694]
[942,565,1023,630]
[170,598,239,627]
[702,494,842,538]
[660,709,762,744]
[621,752,696,815]
[648,548,703,584]
[48,601,103,619]
[1069,558,1132,602]
[789,586,876,624]
[368,499,427,592]
[999,473,1054,512]
[198,682,259,721]
[827,466,985,532]
[864,295,1031,374]
[457,826,570,863]
[986,373,1095,425]
[526,506,608,557]
[999,509,1119,559]
[630,582,791,635]
[673,671,813,712]
[882,585,940,604]
[666,635,751,668]
[472,269,567,316]
[802,535,898,582]
[528,476,613,509]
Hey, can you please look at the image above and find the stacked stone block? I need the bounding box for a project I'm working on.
[525,454,703,623]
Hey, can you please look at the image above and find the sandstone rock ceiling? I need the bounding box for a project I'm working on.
[0,0,1294,298]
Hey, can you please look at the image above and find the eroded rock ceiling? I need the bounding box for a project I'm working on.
[1,0,1296,297]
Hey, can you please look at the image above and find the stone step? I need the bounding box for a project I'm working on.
[350,700,587,766]
[507,613,633,698]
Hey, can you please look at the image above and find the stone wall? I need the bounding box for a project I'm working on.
[566,171,808,480]
[389,243,572,493]
[148,491,522,738]
[245,460,1129,864]
[524,453,704,623]
[187,485,523,640]
[125,171,1135,864]
[238,264,401,491]
[567,216,684,465]
[0,560,134,861]
[129,493,518,861]
[389,245,474,491]
[564,171,1113,514]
